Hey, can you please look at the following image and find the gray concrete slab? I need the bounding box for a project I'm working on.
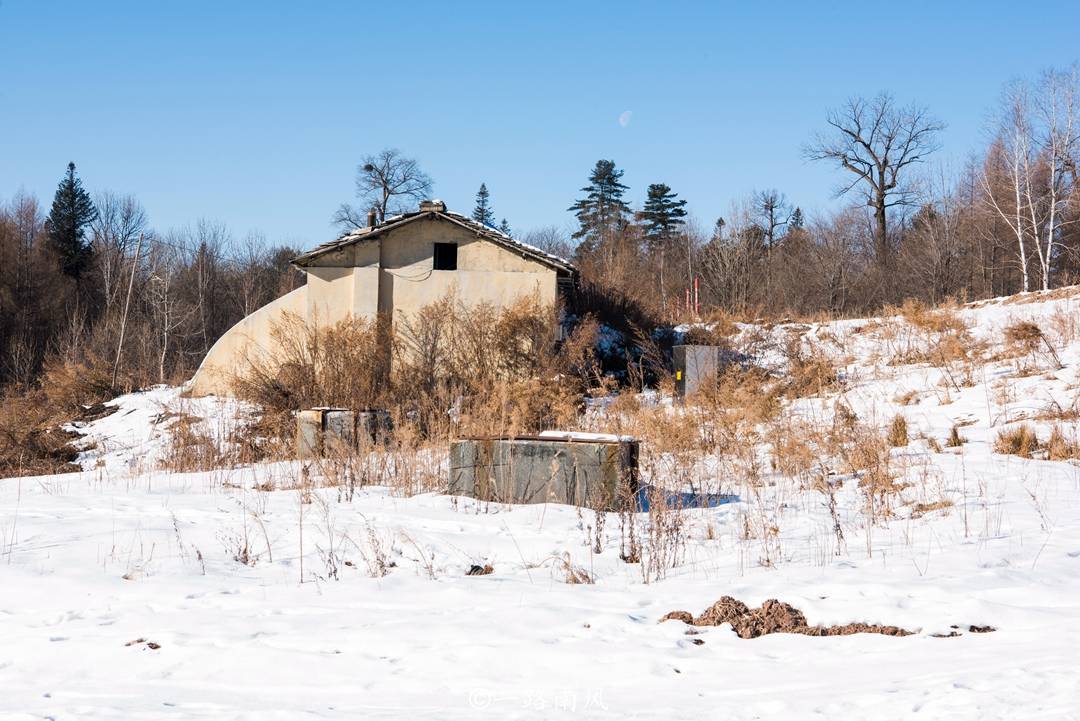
[449,436,639,509]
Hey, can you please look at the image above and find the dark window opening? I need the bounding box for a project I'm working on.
[433,242,458,270]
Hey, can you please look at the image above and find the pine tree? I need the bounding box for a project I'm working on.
[472,183,494,226]
[46,162,98,279]
[712,217,726,241]
[638,183,687,246]
[637,183,688,302]
[789,207,804,230]
[498,218,512,236]
[568,159,631,255]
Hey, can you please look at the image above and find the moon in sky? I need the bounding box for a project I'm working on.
[618,110,633,127]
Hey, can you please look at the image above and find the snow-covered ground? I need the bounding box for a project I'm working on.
[3,289,1080,720]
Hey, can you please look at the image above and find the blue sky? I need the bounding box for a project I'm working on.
[1,1,1078,249]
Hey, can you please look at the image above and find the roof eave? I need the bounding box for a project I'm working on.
[290,210,576,274]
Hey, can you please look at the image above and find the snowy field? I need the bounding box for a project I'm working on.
[3,290,1080,720]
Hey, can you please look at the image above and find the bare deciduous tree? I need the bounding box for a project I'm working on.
[806,93,944,268]
[333,148,433,228]
[92,192,148,311]
[522,225,574,260]
[983,68,1079,292]
[752,189,791,298]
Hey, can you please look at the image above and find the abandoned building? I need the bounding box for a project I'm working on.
[189,200,577,396]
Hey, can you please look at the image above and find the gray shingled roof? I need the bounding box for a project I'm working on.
[291,206,576,275]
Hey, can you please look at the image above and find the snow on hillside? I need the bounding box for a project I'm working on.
[3,289,1080,720]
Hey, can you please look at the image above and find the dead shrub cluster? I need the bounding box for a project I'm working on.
[887,414,909,447]
[0,388,83,476]
[0,351,135,476]
[993,424,1041,457]
[232,293,600,450]
[994,423,1080,460]
[780,338,843,399]
[886,299,982,390]
[1003,320,1062,372]
[159,413,225,473]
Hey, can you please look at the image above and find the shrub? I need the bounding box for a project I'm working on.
[1004,321,1044,351]
[1004,320,1062,369]
[780,339,841,399]
[232,293,594,446]
[886,414,909,447]
[993,424,1040,457]
[1045,425,1078,460]
[40,354,115,414]
[898,298,967,335]
[0,387,82,477]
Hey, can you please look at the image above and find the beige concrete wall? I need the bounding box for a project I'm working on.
[379,218,539,273]
[390,269,556,317]
[352,266,380,318]
[306,267,354,326]
[189,285,308,396]
[378,217,558,321]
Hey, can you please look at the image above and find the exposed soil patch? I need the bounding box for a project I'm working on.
[662,596,914,639]
[125,638,161,650]
[77,402,119,423]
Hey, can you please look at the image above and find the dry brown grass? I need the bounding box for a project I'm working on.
[780,339,842,399]
[683,309,738,346]
[1003,320,1063,371]
[557,553,594,584]
[0,351,132,477]
[994,424,1040,457]
[0,388,82,476]
[886,414,909,447]
[232,293,597,449]
[767,419,819,480]
[842,425,904,524]
[159,413,225,473]
[898,298,967,334]
[911,499,953,518]
[1047,306,1079,346]
[1045,425,1079,460]
[894,390,919,406]
[39,355,116,414]
[885,299,982,390]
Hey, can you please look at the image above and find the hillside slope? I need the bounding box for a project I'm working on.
[2,288,1080,720]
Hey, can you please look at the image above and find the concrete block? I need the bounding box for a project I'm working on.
[296,407,391,459]
[449,433,639,509]
[673,345,722,398]
[356,410,393,448]
[322,409,355,455]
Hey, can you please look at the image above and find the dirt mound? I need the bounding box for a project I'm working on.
[663,596,915,639]
[693,596,750,627]
[809,622,912,637]
[659,610,694,624]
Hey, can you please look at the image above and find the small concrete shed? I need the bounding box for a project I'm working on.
[449,431,639,509]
